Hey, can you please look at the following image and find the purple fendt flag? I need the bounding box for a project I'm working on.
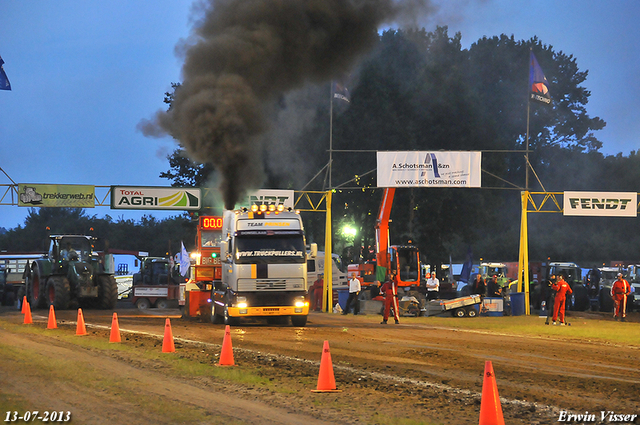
[332,80,350,103]
[0,55,11,91]
[529,51,550,105]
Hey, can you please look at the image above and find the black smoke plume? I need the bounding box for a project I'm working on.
[141,0,434,209]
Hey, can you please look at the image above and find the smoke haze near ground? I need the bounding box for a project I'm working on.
[141,0,435,209]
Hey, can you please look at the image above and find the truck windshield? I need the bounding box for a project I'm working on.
[235,235,306,264]
[201,231,223,248]
[333,256,345,273]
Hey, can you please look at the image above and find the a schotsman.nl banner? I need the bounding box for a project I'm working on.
[18,184,95,208]
[377,151,481,188]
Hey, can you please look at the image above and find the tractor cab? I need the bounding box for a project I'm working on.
[50,236,93,266]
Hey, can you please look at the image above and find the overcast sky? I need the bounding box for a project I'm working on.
[1,0,638,230]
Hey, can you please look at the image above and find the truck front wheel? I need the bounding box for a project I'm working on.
[223,298,239,326]
[47,276,70,310]
[291,315,307,327]
[210,303,223,324]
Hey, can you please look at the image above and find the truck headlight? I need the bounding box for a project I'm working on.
[236,296,248,309]
[294,296,306,311]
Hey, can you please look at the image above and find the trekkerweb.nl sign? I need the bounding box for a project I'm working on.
[563,191,637,217]
[377,151,481,188]
[18,184,95,208]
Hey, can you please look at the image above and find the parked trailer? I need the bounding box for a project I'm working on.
[0,254,47,308]
[423,294,482,317]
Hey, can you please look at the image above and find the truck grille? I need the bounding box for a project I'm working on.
[256,280,287,290]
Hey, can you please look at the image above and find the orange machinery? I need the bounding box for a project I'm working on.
[348,188,422,290]
[181,216,223,318]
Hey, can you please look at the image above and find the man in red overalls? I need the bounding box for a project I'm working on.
[611,273,631,322]
[311,274,324,312]
[552,274,573,325]
[380,270,400,324]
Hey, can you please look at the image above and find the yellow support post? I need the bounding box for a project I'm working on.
[518,191,530,315]
[323,190,333,312]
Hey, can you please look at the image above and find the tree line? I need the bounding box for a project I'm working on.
[2,27,639,268]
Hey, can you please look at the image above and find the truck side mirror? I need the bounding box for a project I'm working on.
[220,241,229,260]
[309,243,318,259]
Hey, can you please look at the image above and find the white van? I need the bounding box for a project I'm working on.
[307,252,348,290]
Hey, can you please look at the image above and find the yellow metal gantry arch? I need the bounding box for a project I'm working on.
[518,191,640,315]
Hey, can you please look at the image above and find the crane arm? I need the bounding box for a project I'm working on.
[375,188,395,269]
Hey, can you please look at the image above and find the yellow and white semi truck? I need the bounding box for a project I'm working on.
[212,204,316,326]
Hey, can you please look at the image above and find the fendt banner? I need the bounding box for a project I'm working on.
[377,151,481,188]
[563,191,637,217]
[111,186,201,210]
[18,184,95,208]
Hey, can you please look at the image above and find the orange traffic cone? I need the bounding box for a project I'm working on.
[47,305,57,329]
[21,296,27,314]
[76,308,87,336]
[218,325,235,366]
[109,312,121,343]
[479,361,505,425]
[311,340,341,393]
[162,318,175,353]
[23,302,33,325]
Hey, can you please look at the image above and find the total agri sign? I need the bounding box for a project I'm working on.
[376,151,481,188]
[111,186,201,210]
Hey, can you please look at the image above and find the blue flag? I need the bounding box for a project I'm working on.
[459,246,473,283]
[332,80,350,103]
[529,51,550,105]
[0,55,11,91]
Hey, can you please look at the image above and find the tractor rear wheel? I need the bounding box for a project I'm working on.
[28,265,48,309]
[97,275,118,309]
[47,276,71,310]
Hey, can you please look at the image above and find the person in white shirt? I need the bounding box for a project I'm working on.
[425,272,440,300]
[343,272,362,315]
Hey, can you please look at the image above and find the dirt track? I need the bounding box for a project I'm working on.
[1,305,639,424]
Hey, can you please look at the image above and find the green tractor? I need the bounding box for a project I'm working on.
[480,262,510,291]
[25,235,117,310]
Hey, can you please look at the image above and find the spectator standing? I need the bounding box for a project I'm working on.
[487,275,502,298]
[343,273,361,315]
[543,273,557,325]
[470,274,485,299]
[552,274,572,325]
[611,273,631,322]
[311,274,324,312]
[380,271,400,324]
[425,272,440,300]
